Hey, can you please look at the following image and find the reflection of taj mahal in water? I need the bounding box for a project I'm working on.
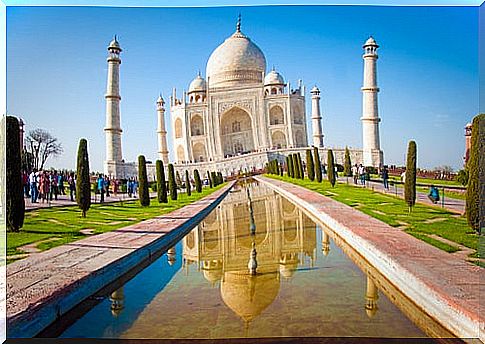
[103,16,384,179]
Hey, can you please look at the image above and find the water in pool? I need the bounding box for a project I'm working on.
[55,180,452,339]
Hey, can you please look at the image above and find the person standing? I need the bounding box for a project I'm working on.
[97,174,105,203]
[58,173,65,195]
[358,164,366,186]
[68,172,76,202]
[352,164,358,184]
[22,170,30,198]
[105,177,110,197]
[29,169,38,203]
[40,171,50,203]
[381,165,389,190]
[50,170,59,201]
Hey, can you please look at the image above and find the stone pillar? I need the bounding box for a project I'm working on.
[157,95,169,164]
[311,86,324,148]
[104,36,124,178]
[361,37,382,167]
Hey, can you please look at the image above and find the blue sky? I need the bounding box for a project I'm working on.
[6,5,479,171]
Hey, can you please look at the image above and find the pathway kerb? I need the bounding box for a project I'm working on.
[7,182,235,338]
[255,176,482,341]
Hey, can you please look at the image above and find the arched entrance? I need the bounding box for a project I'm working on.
[192,142,207,162]
[271,130,287,149]
[220,107,254,157]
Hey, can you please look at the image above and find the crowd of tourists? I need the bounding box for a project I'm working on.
[24,169,76,204]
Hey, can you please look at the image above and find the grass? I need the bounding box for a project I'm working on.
[7,184,226,258]
[265,174,478,253]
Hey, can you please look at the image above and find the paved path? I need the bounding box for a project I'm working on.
[338,177,465,214]
[25,192,159,211]
[6,182,234,338]
[256,176,483,341]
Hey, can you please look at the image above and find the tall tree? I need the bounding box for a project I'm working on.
[306,149,315,181]
[327,149,336,187]
[404,140,417,212]
[466,114,484,232]
[6,116,25,231]
[185,170,192,196]
[292,154,300,179]
[156,160,168,203]
[76,138,91,217]
[207,170,213,188]
[138,155,150,206]
[344,146,352,177]
[194,169,202,193]
[211,171,218,186]
[287,155,294,178]
[168,164,177,200]
[297,153,304,179]
[25,128,63,170]
[314,147,322,183]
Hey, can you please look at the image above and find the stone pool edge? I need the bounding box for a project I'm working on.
[7,181,235,338]
[254,175,483,342]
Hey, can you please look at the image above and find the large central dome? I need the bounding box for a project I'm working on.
[206,22,266,88]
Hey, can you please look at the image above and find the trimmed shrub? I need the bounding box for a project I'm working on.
[466,114,484,232]
[168,163,177,200]
[156,160,168,203]
[288,155,294,178]
[185,170,191,196]
[292,154,299,179]
[217,172,223,185]
[211,171,217,186]
[314,147,322,183]
[404,140,417,211]
[306,149,315,181]
[344,147,352,177]
[327,149,336,187]
[76,138,91,217]
[207,170,213,188]
[138,155,150,206]
[297,153,304,179]
[194,169,202,193]
[6,116,25,231]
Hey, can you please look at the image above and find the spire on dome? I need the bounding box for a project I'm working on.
[236,14,241,32]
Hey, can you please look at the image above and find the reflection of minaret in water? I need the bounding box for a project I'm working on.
[109,287,125,317]
[167,247,176,266]
[247,188,256,235]
[248,242,258,275]
[365,275,379,318]
[321,231,330,256]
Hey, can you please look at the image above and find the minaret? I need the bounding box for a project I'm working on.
[156,94,169,164]
[104,36,123,178]
[311,86,324,148]
[365,275,379,318]
[361,36,383,167]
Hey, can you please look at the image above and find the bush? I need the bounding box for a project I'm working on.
[138,155,150,206]
[168,163,177,200]
[217,172,223,185]
[456,169,468,186]
[466,114,484,232]
[327,149,336,187]
[194,169,202,193]
[404,141,417,211]
[314,147,322,183]
[306,149,315,181]
[156,160,168,203]
[292,154,299,179]
[297,153,304,179]
[207,170,213,188]
[6,116,25,231]
[185,170,191,196]
[287,155,294,178]
[211,171,217,186]
[76,138,91,217]
[344,147,352,176]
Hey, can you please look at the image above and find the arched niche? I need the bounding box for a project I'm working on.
[220,107,254,157]
[192,142,207,163]
[176,145,185,162]
[191,115,204,136]
[269,105,284,125]
[271,130,287,149]
[174,118,183,139]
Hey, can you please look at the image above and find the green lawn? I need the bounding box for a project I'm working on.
[265,174,478,254]
[7,184,226,259]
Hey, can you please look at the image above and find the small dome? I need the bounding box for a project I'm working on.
[156,94,165,105]
[264,69,285,86]
[363,36,379,47]
[108,36,121,51]
[310,86,320,94]
[188,74,207,93]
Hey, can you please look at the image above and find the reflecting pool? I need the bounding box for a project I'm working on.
[53,179,454,339]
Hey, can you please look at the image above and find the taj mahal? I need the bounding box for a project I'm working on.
[103,17,383,179]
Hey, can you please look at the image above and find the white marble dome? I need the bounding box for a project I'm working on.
[206,29,266,87]
[108,36,121,50]
[364,36,378,47]
[264,69,285,86]
[188,74,207,93]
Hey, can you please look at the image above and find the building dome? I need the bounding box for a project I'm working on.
[363,36,378,47]
[206,24,266,87]
[188,73,207,93]
[264,69,285,86]
[108,36,121,51]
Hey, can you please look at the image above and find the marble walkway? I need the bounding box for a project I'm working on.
[255,176,483,342]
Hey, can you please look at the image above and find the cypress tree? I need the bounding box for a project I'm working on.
[314,147,322,183]
[344,146,352,177]
[306,149,315,181]
[466,114,484,232]
[176,171,182,189]
[156,160,168,203]
[292,154,299,179]
[194,169,202,193]
[327,149,336,187]
[207,170,213,188]
[185,170,191,196]
[287,155,294,178]
[168,163,177,200]
[76,138,91,217]
[138,155,150,206]
[6,116,25,231]
[211,171,218,186]
[404,140,417,212]
[297,153,305,179]
[217,172,223,185]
